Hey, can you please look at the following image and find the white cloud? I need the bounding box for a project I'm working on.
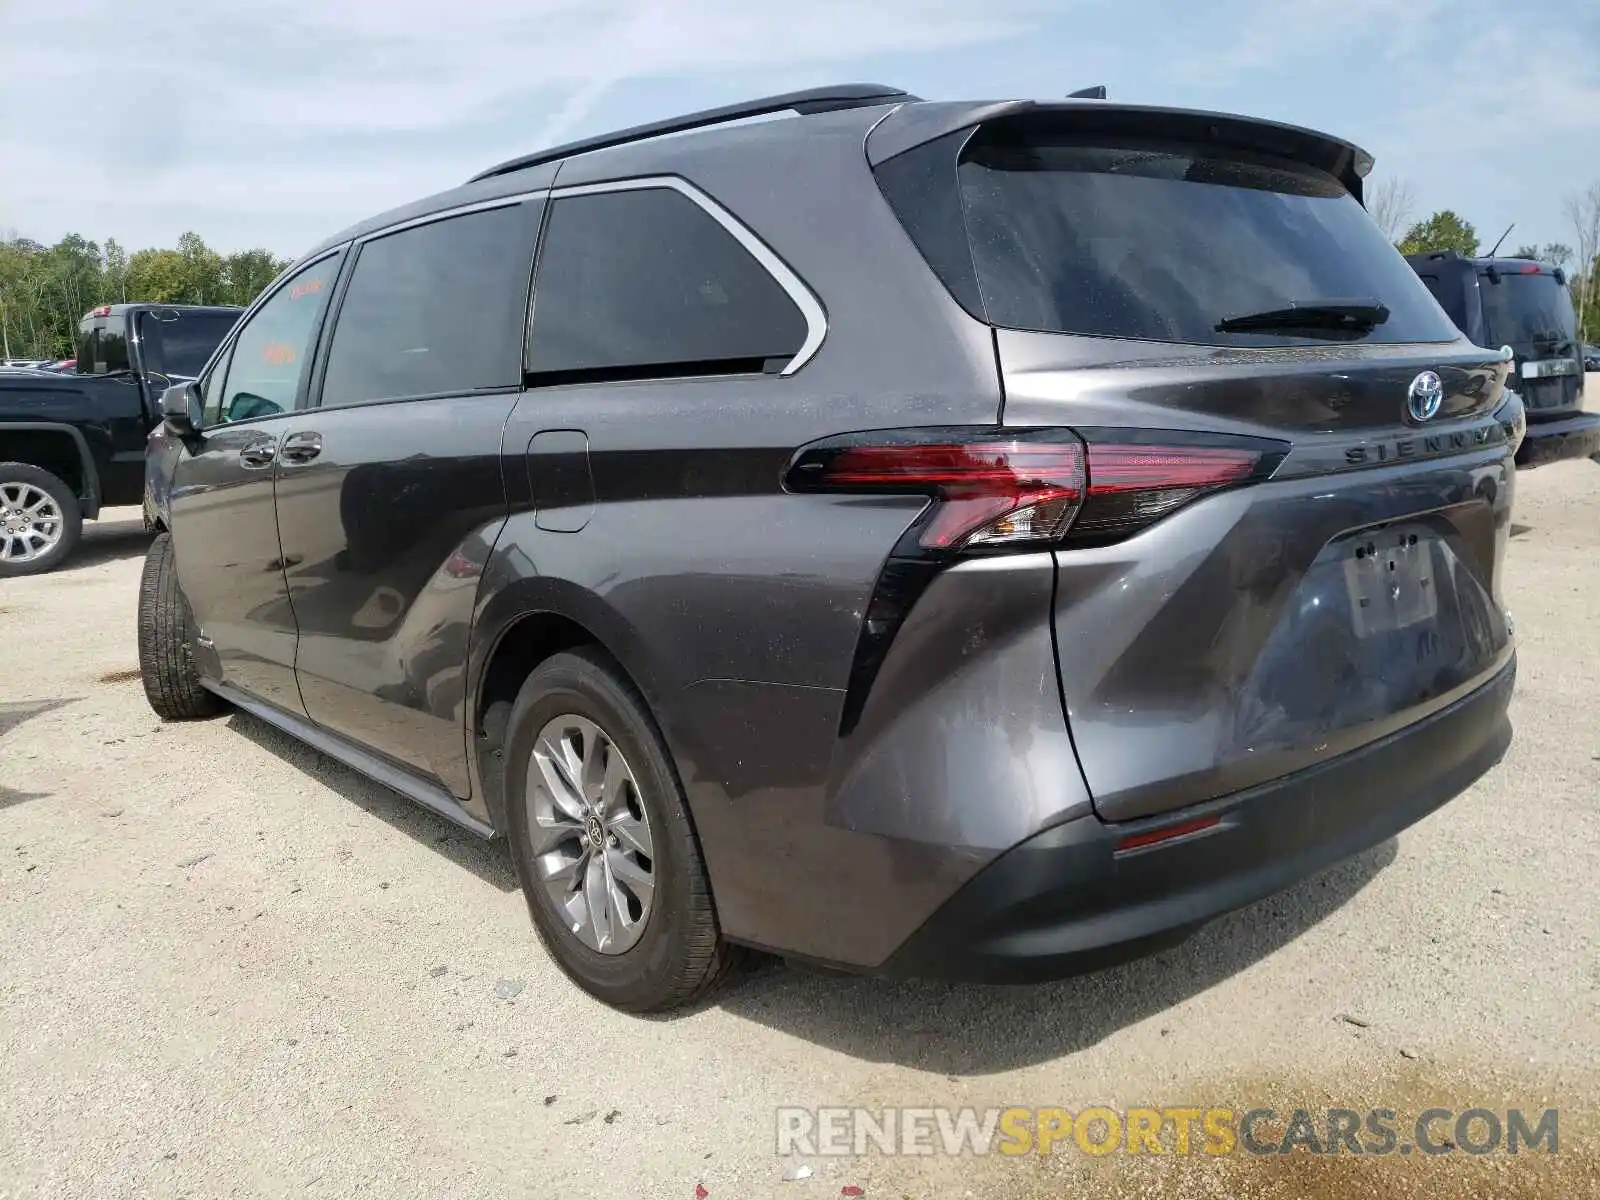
[1162,0,1447,81]
[1350,2,1600,250]
[0,0,1057,252]
[1119,0,1599,250]
[1,0,1594,257]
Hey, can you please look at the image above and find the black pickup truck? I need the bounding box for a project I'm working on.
[0,303,240,575]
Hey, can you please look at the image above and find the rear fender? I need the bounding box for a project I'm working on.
[0,421,102,517]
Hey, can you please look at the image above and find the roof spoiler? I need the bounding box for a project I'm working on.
[865,100,1375,201]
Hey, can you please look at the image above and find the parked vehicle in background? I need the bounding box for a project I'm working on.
[0,303,240,575]
[1406,252,1598,467]
[4,359,78,374]
[141,85,1517,1012]
[1583,343,1600,373]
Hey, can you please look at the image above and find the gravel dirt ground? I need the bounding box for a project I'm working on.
[2,454,1598,1199]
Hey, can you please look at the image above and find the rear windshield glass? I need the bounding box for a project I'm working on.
[140,310,239,378]
[957,132,1459,348]
[1477,272,1577,358]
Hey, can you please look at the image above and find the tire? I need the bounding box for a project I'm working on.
[0,462,82,577]
[504,648,746,1012]
[137,532,223,720]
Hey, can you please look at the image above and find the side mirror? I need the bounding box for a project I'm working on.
[161,381,203,436]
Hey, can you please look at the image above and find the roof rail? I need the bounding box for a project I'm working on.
[468,83,916,183]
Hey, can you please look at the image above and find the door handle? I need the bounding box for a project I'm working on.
[238,442,277,469]
[279,431,323,465]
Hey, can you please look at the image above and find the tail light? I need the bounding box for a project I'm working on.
[790,426,1286,739]
[441,549,482,580]
[1071,443,1262,541]
[786,429,1280,552]
[796,439,1086,549]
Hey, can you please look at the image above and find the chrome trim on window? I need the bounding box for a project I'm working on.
[350,190,551,247]
[548,175,827,375]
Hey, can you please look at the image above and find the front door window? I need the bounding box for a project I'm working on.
[207,257,339,426]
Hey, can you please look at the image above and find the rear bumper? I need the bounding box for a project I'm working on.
[879,656,1514,983]
[1516,411,1600,468]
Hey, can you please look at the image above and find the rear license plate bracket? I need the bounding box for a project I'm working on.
[1521,358,1579,380]
[1343,530,1438,638]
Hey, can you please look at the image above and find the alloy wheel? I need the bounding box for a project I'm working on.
[0,483,64,564]
[526,714,657,954]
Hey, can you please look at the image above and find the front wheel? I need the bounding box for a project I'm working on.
[138,532,223,720]
[504,649,746,1012]
[0,463,81,577]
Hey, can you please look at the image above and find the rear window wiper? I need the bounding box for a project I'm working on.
[1216,299,1391,335]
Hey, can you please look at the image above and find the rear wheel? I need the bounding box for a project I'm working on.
[504,648,745,1012]
[0,463,81,577]
[138,532,223,720]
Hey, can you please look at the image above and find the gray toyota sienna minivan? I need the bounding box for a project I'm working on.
[140,85,1517,1011]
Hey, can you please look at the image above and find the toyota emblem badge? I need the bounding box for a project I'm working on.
[1407,370,1444,422]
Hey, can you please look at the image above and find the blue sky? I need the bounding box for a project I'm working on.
[2,0,1597,258]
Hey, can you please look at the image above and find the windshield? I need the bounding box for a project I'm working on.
[1478,272,1577,359]
[956,133,1459,348]
[139,310,240,378]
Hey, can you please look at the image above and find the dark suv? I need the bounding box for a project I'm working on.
[140,85,1517,1011]
[1406,251,1598,466]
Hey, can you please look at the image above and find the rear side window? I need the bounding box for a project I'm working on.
[320,204,534,407]
[526,187,808,381]
[77,325,102,373]
[888,123,1459,348]
[1413,271,1465,330]
[82,323,129,374]
[139,310,240,379]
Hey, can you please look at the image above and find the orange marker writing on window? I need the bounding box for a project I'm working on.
[289,277,324,301]
[261,341,297,366]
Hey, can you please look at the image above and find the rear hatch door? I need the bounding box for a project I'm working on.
[916,112,1518,821]
[1478,265,1585,419]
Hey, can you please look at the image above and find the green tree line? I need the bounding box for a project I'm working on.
[0,232,291,361]
[7,186,1600,361]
